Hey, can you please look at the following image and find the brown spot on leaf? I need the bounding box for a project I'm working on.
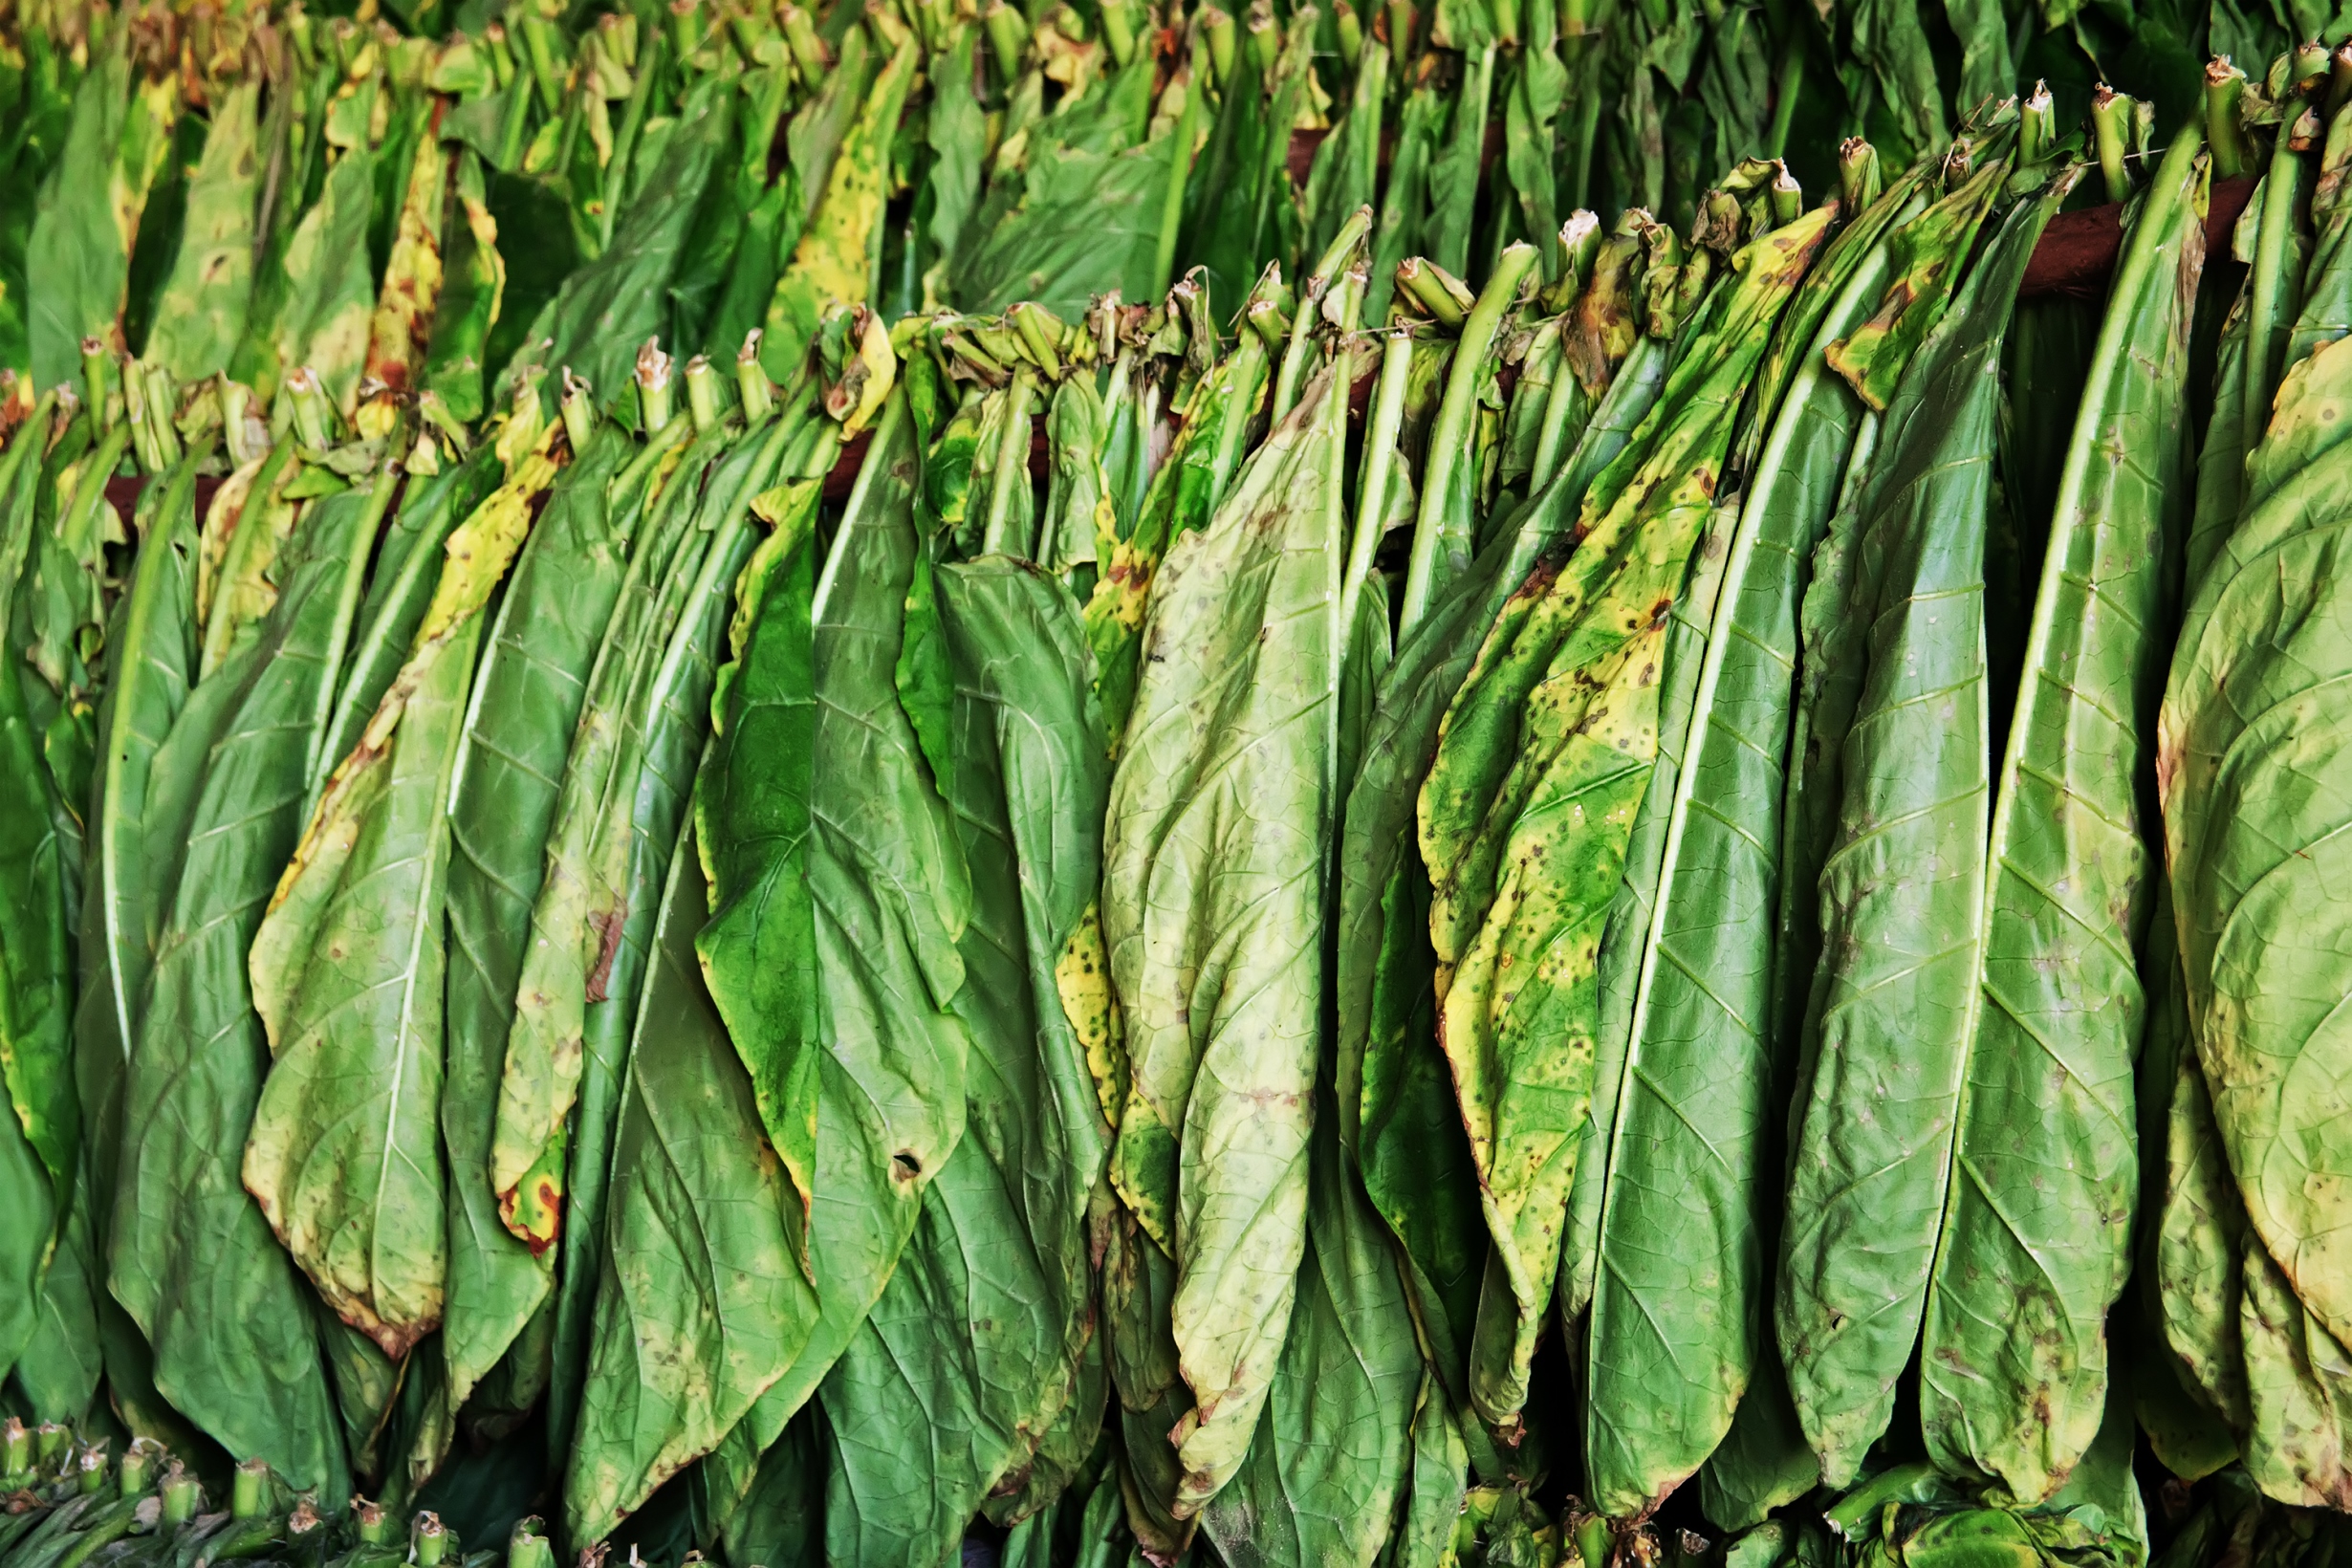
[585,909,626,1002]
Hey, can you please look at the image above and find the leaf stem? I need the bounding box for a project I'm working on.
[981,366,1037,555]
[1396,241,1535,638]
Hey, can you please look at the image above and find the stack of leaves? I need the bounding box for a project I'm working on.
[22,5,2352,1566]
[2145,38,2352,1511]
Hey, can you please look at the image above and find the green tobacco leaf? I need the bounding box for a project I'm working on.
[1942,0,2012,130]
[0,39,78,389]
[1493,322,1566,510]
[2158,325,2352,1408]
[2239,1236,2352,1507]
[366,81,430,282]
[1305,39,1383,266]
[1406,247,1539,631]
[1391,1374,1471,1568]
[780,25,875,227]
[223,67,326,405]
[1198,1083,1421,1568]
[1057,1429,1135,1568]
[668,66,787,358]
[775,395,972,1372]
[694,1378,800,1549]
[819,555,1109,1567]
[198,438,300,676]
[891,544,954,807]
[490,417,732,1253]
[67,447,238,1469]
[72,446,203,1257]
[760,37,919,380]
[2161,1041,2251,1435]
[2245,297,2352,522]
[2244,352,2352,529]
[1584,200,1906,1520]
[471,154,571,341]
[722,1405,831,1568]
[544,412,792,1475]
[145,81,261,382]
[111,476,381,1497]
[22,407,123,702]
[1917,142,2203,1504]
[1101,360,1354,1515]
[2171,546,2352,1368]
[1248,25,1319,294]
[1174,42,1269,318]
[1419,211,1830,1428]
[1843,0,1945,168]
[1741,170,1933,462]
[271,146,379,414]
[697,481,824,1248]
[1423,46,1493,278]
[785,28,872,229]
[318,1296,403,1483]
[703,171,798,368]
[969,371,1039,564]
[567,397,970,1541]
[1765,408,1883,1180]
[1702,1358,1819,1532]
[1549,346,1685,1322]
[2154,371,2352,1504]
[986,1321,1109,1529]
[1504,46,1565,280]
[12,1160,101,1421]
[2164,407,2352,1006]
[565,810,811,1545]
[0,420,69,1372]
[1580,487,1735,1518]
[1365,85,1440,324]
[2128,1307,2240,1495]
[922,388,985,552]
[1777,177,2074,1491]
[432,420,623,1428]
[923,28,983,272]
[243,447,554,1361]
[544,413,785,1468]
[2136,879,2248,1488]
[27,52,178,388]
[2128,888,2236,1486]
[422,150,506,425]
